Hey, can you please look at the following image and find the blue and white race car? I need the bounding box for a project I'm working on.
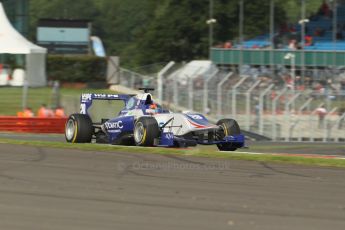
[65,88,245,151]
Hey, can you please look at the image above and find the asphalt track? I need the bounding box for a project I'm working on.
[0,143,345,230]
[0,132,344,155]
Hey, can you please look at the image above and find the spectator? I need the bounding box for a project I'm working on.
[55,106,66,118]
[288,39,297,50]
[23,107,34,117]
[305,35,313,46]
[223,41,232,49]
[17,111,24,117]
[316,105,327,128]
[37,104,49,118]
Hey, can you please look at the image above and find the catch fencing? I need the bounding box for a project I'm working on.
[1,64,342,141]
[117,63,345,142]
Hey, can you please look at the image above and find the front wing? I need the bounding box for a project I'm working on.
[156,131,245,148]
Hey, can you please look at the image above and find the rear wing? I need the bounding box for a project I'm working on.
[80,93,134,115]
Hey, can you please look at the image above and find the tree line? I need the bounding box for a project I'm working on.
[30,0,322,68]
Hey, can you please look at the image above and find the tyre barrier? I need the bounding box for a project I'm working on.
[0,116,67,133]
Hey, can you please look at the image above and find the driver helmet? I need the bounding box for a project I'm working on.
[149,103,157,109]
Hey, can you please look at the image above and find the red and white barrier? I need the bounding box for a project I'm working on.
[0,116,67,134]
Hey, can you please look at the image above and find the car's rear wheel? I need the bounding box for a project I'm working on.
[134,117,159,146]
[65,114,93,143]
[216,118,241,151]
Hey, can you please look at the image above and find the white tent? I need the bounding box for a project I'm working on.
[0,2,47,87]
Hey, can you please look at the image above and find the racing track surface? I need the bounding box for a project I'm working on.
[0,133,344,155]
[0,143,345,230]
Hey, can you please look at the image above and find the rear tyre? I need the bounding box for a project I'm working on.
[216,119,241,151]
[134,117,159,146]
[65,114,93,143]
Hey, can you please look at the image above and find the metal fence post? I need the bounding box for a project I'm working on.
[130,73,135,89]
[22,79,29,110]
[309,103,324,142]
[231,75,249,118]
[245,80,261,130]
[217,72,232,118]
[323,107,338,142]
[203,70,219,114]
[188,77,193,111]
[169,65,185,108]
[259,84,274,135]
[157,61,175,103]
[272,87,287,141]
[297,98,313,142]
[52,80,60,108]
[285,93,301,141]
[118,68,123,85]
[335,113,345,142]
[173,77,178,106]
[186,68,202,111]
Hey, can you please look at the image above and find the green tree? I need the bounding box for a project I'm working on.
[130,0,210,66]
[96,0,156,58]
[29,0,324,68]
[130,0,289,65]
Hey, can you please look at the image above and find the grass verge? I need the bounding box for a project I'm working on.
[0,138,344,168]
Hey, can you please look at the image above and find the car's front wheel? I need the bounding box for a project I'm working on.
[216,118,241,151]
[134,117,159,146]
[65,114,93,143]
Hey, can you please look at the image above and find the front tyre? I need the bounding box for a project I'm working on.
[134,117,159,146]
[216,119,241,151]
[65,114,93,143]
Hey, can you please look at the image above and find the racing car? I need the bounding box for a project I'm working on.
[65,88,245,151]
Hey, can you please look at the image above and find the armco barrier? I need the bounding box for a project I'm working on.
[0,117,67,134]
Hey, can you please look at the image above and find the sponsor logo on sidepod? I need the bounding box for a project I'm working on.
[105,121,123,129]
[164,133,173,139]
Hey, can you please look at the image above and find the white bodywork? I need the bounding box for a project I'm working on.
[121,109,218,136]
[154,113,218,136]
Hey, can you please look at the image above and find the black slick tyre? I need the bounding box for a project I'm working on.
[65,114,93,143]
[216,118,241,151]
[134,117,159,146]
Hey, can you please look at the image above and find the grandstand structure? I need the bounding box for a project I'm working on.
[241,4,345,51]
[211,1,345,69]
